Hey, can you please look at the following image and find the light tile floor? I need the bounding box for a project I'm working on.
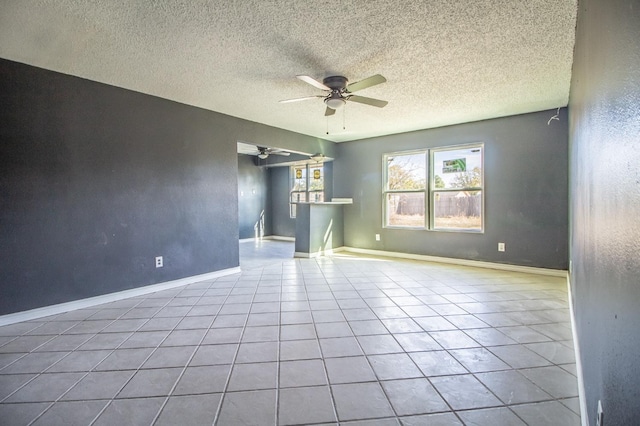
[0,240,580,425]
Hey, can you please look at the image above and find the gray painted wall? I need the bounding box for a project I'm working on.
[238,154,271,239]
[0,58,333,315]
[334,110,568,270]
[569,0,640,423]
[294,204,345,255]
[269,166,296,238]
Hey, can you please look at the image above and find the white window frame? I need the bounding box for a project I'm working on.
[430,143,484,232]
[382,150,428,229]
[383,143,484,233]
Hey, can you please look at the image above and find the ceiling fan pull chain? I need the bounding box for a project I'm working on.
[326,116,329,135]
[343,104,346,130]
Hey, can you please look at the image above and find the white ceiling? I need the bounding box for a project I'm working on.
[0,1,577,143]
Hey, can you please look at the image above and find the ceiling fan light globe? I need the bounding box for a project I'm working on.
[257,153,269,159]
[325,97,346,110]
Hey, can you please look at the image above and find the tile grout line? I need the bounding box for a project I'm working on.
[378,265,471,423]
[274,260,287,426]
[0,299,148,407]
[85,284,218,426]
[211,270,262,426]
[323,256,404,423]
[11,297,152,425]
[148,277,228,426]
[305,257,341,425]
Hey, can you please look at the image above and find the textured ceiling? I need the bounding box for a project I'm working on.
[0,1,577,143]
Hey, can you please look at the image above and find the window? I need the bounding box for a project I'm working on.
[431,145,483,231]
[290,164,324,217]
[383,144,483,232]
[384,151,427,228]
[308,164,324,203]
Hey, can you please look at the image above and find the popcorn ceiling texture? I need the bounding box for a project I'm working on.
[0,0,577,142]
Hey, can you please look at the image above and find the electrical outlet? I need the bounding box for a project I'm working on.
[596,400,604,426]
[498,242,505,252]
[155,256,163,268]
[375,234,381,241]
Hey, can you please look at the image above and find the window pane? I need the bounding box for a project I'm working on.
[291,191,308,203]
[309,165,324,192]
[309,191,324,203]
[432,147,482,190]
[433,190,482,230]
[386,192,425,227]
[292,166,307,191]
[386,153,426,190]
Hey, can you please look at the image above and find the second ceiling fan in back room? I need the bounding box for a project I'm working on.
[280,74,388,117]
[242,145,291,159]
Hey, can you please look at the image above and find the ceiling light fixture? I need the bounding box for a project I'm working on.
[325,94,346,110]
[310,153,325,162]
[257,148,269,159]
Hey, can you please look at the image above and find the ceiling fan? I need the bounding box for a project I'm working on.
[280,74,388,116]
[252,146,291,159]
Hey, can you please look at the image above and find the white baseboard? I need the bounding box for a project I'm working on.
[239,236,295,243]
[267,236,295,242]
[294,247,345,259]
[340,247,567,277]
[567,273,589,426]
[294,251,317,258]
[0,267,241,327]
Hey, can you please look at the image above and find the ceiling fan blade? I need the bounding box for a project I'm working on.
[271,151,291,157]
[324,107,336,116]
[348,95,388,108]
[279,95,323,104]
[297,75,331,91]
[346,74,387,93]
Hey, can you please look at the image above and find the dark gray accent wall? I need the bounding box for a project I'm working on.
[0,58,332,315]
[569,0,640,424]
[269,166,296,238]
[334,110,568,270]
[238,154,271,239]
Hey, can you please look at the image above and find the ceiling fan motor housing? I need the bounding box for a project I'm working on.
[322,76,348,91]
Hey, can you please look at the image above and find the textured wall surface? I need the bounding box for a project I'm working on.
[569,0,640,424]
[0,59,238,314]
[269,166,296,238]
[0,58,331,315]
[334,110,569,269]
[238,154,271,239]
[294,204,345,255]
